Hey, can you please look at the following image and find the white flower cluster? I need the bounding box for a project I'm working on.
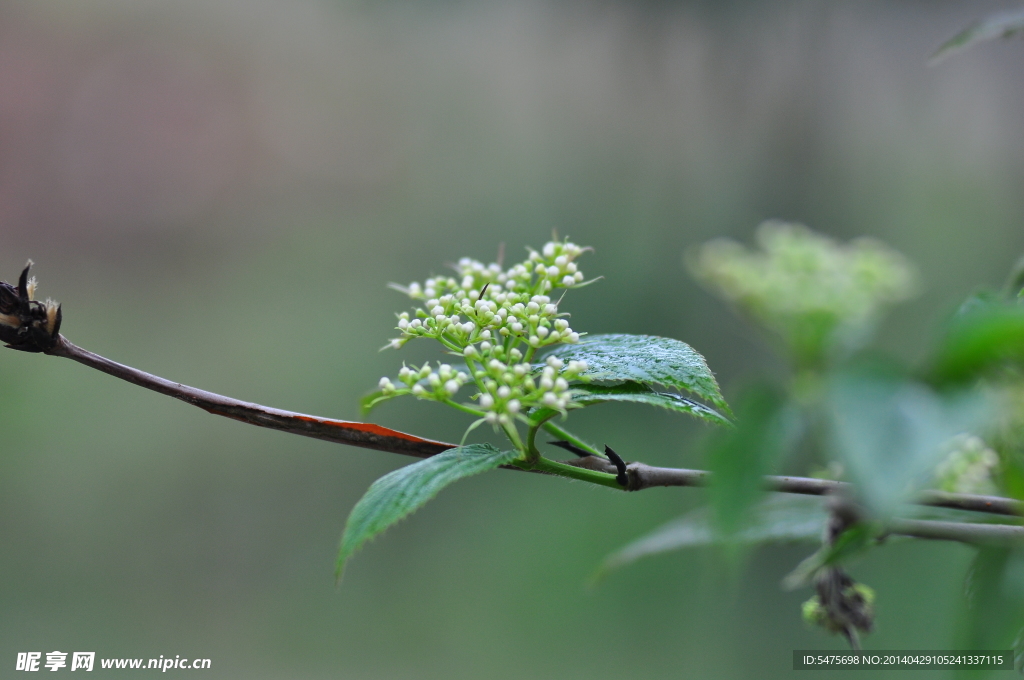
[376,240,593,426]
[378,363,471,400]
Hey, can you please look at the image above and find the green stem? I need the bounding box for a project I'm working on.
[525,411,558,464]
[443,400,486,418]
[541,421,603,457]
[519,456,623,490]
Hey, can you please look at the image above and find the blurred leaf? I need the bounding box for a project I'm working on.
[829,365,989,519]
[782,524,877,591]
[336,443,517,578]
[570,382,731,426]
[956,547,1024,676]
[930,9,1024,66]
[595,494,827,580]
[931,303,1024,385]
[541,334,730,415]
[706,385,802,549]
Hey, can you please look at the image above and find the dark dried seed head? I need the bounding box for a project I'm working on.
[0,262,62,353]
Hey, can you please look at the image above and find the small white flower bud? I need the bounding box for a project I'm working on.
[481,341,492,352]
[546,357,563,369]
[462,322,475,334]
[464,345,477,358]
[498,414,512,426]
[567,332,580,342]
[511,322,524,333]
[540,377,554,390]
[484,411,498,424]
[513,364,528,377]
[497,386,511,399]
[398,319,409,330]
[506,399,521,414]
[479,394,495,409]
[509,349,523,360]
[535,263,547,275]
[561,276,575,287]
[481,330,492,340]
[543,242,556,258]
[554,319,568,331]
[542,392,559,407]
[529,335,541,347]
[543,304,557,315]
[485,380,498,391]
[566,262,577,274]
[457,371,469,383]
[548,331,560,342]
[428,373,441,387]
[555,378,569,391]
[462,276,474,289]
[524,378,536,391]
[398,366,413,380]
[419,365,433,378]
[545,265,559,278]
[488,359,503,371]
[410,319,422,329]
[526,301,540,313]
[554,255,567,267]
[445,380,460,396]
[412,384,426,396]
[536,326,549,338]
[573,271,584,282]
[379,377,394,390]
[390,339,402,349]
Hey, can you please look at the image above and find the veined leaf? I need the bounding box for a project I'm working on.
[571,382,731,426]
[336,443,518,578]
[930,9,1024,65]
[595,494,827,579]
[541,334,730,415]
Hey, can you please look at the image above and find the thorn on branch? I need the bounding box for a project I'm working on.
[604,445,629,487]
[0,261,62,353]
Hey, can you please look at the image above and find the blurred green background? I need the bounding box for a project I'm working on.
[1,0,1021,677]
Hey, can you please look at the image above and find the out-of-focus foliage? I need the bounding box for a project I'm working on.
[827,364,988,519]
[934,434,1000,496]
[595,494,827,580]
[689,221,917,369]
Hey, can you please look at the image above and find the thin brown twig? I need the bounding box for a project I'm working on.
[31,335,1024,548]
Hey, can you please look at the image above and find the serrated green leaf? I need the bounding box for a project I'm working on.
[571,382,732,426]
[336,443,518,578]
[930,9,1024,65]
[595,494,827,579]
[542,334,730,415]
